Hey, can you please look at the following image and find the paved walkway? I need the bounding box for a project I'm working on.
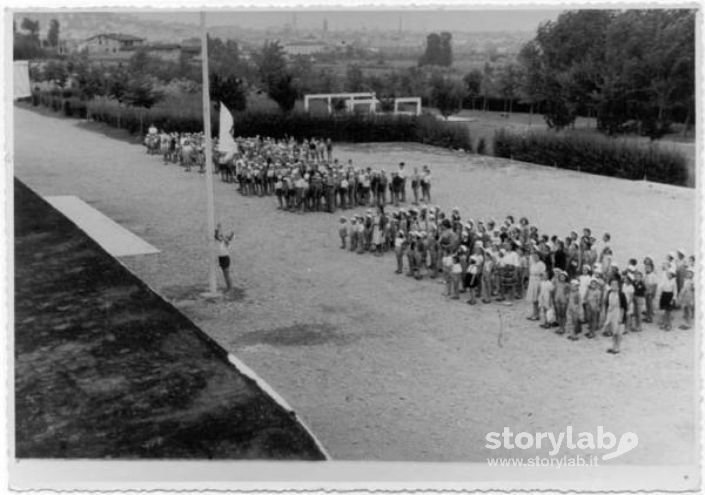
[45,195,159,257]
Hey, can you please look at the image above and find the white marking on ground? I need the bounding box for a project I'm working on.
[44,195,159,257]
[227,353,331,460]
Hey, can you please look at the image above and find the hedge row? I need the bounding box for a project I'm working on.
[32,90,88,119]
[493,129,691,187]
[229,111,472,150]
[87,98,216,136]
[84,98,473,151]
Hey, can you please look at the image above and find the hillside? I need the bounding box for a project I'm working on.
[14,11,198,42]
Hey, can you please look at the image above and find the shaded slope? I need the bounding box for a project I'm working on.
[14,178,324,460]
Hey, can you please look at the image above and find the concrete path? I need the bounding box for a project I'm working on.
[45,195,159,257]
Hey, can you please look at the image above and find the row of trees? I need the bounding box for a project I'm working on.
[517,9,695,137]
[14,17,61,59]
[25,9,694,139]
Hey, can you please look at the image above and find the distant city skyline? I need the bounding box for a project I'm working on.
[134,9,563,33]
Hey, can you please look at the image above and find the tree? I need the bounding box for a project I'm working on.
[256,40,287,87]
[124,76,164,134]
[463,69,483,110]
[344,64,365,92]
[71,57,106,100]
[516,40,544,124]
[268,73,297,113]
[42,59,68,87]
[124,76,163,109]
[20,18,39,39]
[419,33,442,66]
[438,32,453,67]
[527,10,614,129]
[14,17,42,60]
[429,72,465,119]
[312,69,340,93]
[255,40,297,113]
[497,63,521,114]
[47,19,59,48]
[289,55,317,94]
[480,62,496,111]
[208,36,250,81]
[599,9,695,139]
[211,73,247,112]
[107,67,129,103]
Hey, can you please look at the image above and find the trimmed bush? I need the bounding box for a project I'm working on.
[63,98,87,118]
[87,97,216,135]
[493,129,691,187]
[84,97,472,151]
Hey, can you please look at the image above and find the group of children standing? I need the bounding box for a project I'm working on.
[144,128,220,173]
[337,205,696,354]
[144,132,436,214]
[225,136,434,214]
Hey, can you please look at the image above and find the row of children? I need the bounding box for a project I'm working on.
[223,136,434,213]
[144,132,436,213]
[337,204,695,354]
[528,255,695,354]
[144,127,221,174]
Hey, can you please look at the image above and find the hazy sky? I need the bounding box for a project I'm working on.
[135,9,563,32]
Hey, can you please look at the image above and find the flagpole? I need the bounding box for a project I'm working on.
[200,11,219,297]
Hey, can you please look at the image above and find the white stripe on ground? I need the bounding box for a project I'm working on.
[227,353,331,460]
[44,195,160,257]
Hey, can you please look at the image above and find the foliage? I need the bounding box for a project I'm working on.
[268,73,297,113]
[517,9,695,136]
[462,69,483,109]
[47,19,60,48]
[14,17,43,60]
[344,64,365,92]
[86,96,218,135]
[80,96,472,151]
[429,72,464,119]
[20,18,39,37]
[598,9,695,139]
[492,128,690,187]
[123,76,164,109]
[419,32,452,67]
[496,63,522,113]
[210,73,247,112]
[42,60,69,87]
[254,40,298,113]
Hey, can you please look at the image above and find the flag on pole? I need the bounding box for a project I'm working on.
[218,102,239,155]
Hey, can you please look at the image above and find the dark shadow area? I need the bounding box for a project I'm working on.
[13,178,324,460]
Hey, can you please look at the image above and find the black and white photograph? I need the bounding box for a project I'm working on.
[3,1,702,491]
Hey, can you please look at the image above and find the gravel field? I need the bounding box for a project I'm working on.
[13,105,698,464]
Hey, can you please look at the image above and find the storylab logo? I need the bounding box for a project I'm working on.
[485,426,639,462]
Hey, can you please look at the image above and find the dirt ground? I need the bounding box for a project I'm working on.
[12,105,698,464]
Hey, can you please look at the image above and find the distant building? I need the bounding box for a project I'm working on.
[145,42,182,62]
[283,40,329,56]
[83,33,145,56]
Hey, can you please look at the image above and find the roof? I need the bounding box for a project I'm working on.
[86,33,145,42]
